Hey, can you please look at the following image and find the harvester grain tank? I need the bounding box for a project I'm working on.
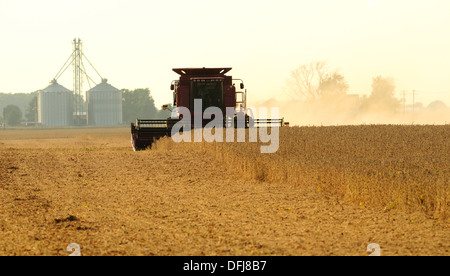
[130,67,285,151]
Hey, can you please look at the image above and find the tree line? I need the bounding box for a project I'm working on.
[0,88,172,126]
[2,65,448,126]
[286,61,449,119]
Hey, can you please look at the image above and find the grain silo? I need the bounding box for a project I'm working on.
[87,79,122,126]
[38,79,73,127]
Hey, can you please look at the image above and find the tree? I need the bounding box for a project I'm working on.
[122,88,159,123]
[0,92,36,119]
[25,96,38,122]
[3,105,23,126]
[361,76,400,113]
[287,61,349,102]
[427,100,448,111]
[287,61,328,101]
[319,72,349,97]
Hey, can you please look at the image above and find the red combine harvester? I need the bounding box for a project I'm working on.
[130,67,286,151]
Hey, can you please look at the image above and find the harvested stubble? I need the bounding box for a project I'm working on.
[154,125,449,221]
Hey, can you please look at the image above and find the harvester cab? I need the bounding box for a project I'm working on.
[130,67,285,151]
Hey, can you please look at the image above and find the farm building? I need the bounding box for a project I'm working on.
[86,79,122,126]
[38,79,73,127]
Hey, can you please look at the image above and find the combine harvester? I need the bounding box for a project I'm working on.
[131,67,287,151]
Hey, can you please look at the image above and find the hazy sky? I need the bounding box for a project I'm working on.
[1,0,449,107]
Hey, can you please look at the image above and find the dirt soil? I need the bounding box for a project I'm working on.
[0,127,448,256]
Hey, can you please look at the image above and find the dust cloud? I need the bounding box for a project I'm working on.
[253,63,449,126]
[251,97,450,126]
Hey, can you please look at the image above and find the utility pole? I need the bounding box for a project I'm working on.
[401,90,406,114]
[412,89,416,113]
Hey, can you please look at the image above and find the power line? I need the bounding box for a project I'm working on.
[399,89,419,113]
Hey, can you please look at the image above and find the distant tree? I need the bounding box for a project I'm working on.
[318,72,349,98]
[3,105,23,126]
[427,100,448,111]
[25,96,38,122]
[0,92,36,119]
[287,61,328,101]
[122,88,159,123]
[361,76,400,113]
[287,61,350,102]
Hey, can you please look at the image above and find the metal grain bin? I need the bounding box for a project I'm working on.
[38,80,73,127]
[87,79,122,126]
